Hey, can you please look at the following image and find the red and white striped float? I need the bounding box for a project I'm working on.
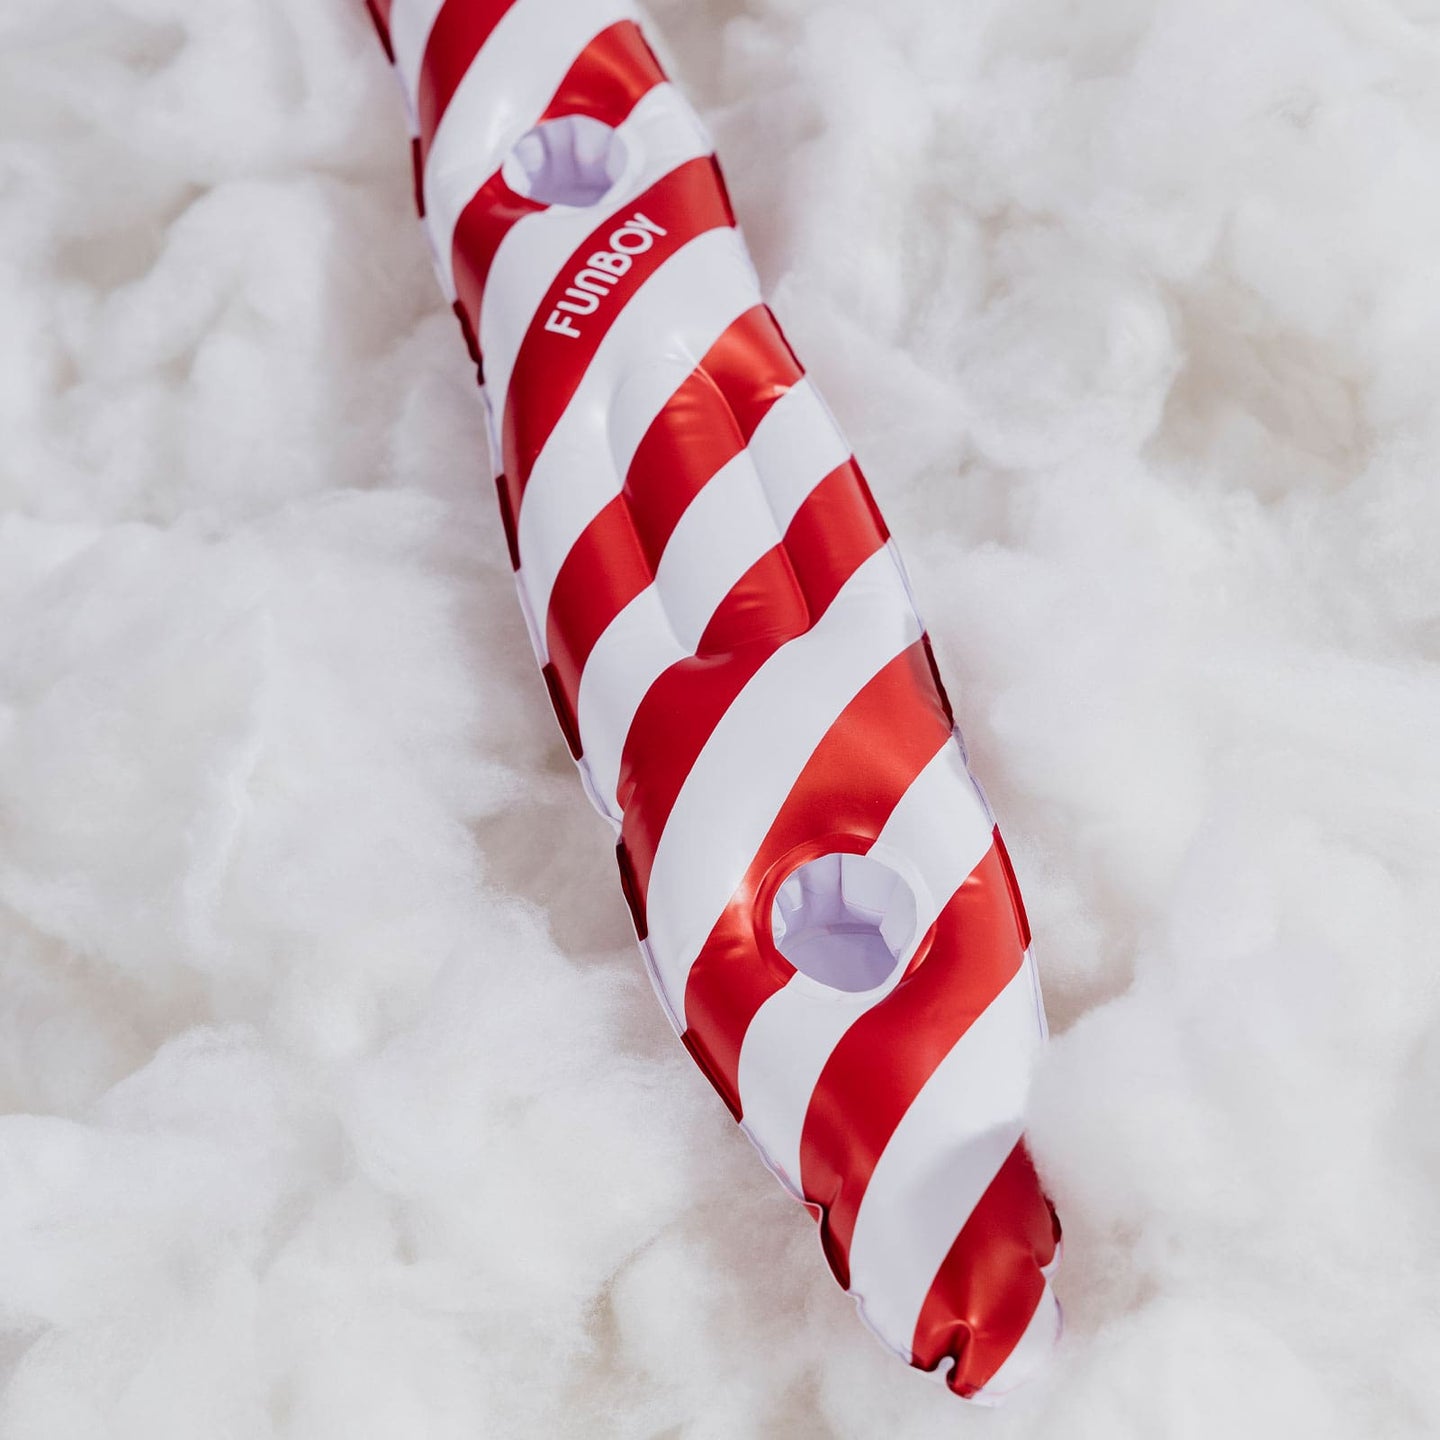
[367,0,1061,1399]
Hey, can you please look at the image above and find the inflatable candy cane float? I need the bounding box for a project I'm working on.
[366,0,1061,1399]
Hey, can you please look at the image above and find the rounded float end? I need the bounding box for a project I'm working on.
[960,1278,1062,1405]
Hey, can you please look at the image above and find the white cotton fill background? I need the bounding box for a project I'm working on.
[1,0,1438,1433]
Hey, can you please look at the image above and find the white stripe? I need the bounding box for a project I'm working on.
[576,380,851,814]
[736,744,997,1193]
[577,593,687,819]
[514,227,758,635]
[870,743,995,928]
[846,962,1045,1359]
[480,84,712,405]
[653,450,784,652]
[389,0,448,108]
[739,982,900,1202]
[969,1280,1061,1404]
[744,379,851,523]
[643,550,922,1010]
[421,0,642,297]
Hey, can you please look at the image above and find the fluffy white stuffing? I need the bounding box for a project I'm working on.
[2,0,1438,1433]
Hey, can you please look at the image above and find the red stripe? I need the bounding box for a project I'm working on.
[615,460,889,904]
[678,642,954,1116]
[410,136,426,217]
[797,838,1028,1289]
[624,305,802,568]
[539,19,666,131]
[452,180,549,341]
[500,156,734,527]
[693,458,887,658]
[911,1141,1059,1398]
[992,826,1032,949]
[543,305,803,710]
[365,0,395,60]
[417,0,517,155]
[544,495,651,709]
[449,24,667,350]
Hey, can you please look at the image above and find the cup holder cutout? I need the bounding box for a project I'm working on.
[770,852,918,993]
[502,115,629,209]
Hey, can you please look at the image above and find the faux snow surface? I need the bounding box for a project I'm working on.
[2,0,1439,1434]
